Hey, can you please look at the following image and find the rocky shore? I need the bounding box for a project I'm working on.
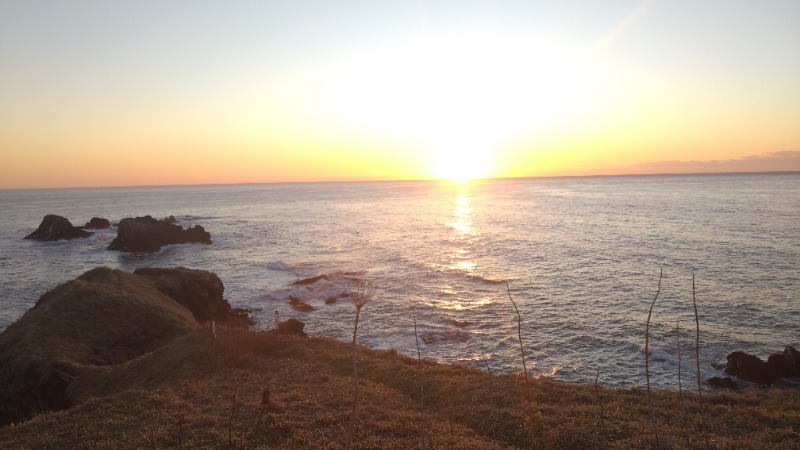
[1,268,798,448]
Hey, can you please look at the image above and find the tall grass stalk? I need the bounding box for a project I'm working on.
[645,268,663,448]
[505,282,529,391]
[676,322,682,402]
[595,367,607,446]
[645,268,663,401]
[345,279,375,450]
[692,274,702,401]
[692,273,708,445]
[413,313,421,362]
[228,387,237,448]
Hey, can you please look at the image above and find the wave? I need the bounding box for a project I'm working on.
[420,329,471,345]
[266,261,292,271]
[441,318,476,328]
[466,274,506,285]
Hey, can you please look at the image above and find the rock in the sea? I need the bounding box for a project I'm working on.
[277,318,307,337]
[107,215,211,252]
[82,217,111,229]
[708,376,739,390]
[293,274,329,285]
[766,346,800,379]
[0,266,249,426]
[289,295,315,312]
[725,351,774,385]
[24,214,92,241]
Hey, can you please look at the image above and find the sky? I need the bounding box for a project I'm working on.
[1,0,799,188]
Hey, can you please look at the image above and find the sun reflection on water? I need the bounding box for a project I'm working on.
[431,183,493,311]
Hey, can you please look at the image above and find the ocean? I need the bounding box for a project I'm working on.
[1,173,798,389]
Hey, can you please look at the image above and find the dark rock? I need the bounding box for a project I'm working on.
[277,318,307,337]
[133,267,250,326]
[293,274,329,285]
[288,295,315,312]
[325,296,337,305]
[24,215,92,241]
[767,346,800,379]
[82,217,111,229]
[725,351,774,385]
[708,376,739,390]
[107,215,211,252]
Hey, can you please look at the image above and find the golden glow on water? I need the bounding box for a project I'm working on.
[430,182,492,310]
[422,297,494,311]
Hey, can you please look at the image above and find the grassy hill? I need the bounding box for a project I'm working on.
[1,325,798,449]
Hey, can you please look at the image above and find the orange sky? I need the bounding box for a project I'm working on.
[1,1,799,188]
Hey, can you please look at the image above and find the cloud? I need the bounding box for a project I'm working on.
[626,151,800,174]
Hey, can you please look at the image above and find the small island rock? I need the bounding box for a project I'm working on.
[82,217,111,229]
[107,215,211,252]
[24,215,92,241]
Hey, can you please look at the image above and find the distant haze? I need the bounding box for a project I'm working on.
[1,1,798,188]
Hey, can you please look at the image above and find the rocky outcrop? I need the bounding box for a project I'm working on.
[289,295,315,312]
[766,346,800,379]
[724,347,800,386]
[708,376,739,390]
[24,215,92,241]
[277,318,307,337]
[725,352,773,385]
[82,217,111,229]
[107,215,211,252]
[0,266,247,425]
[134,267,252,327]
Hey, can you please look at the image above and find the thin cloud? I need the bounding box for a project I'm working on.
[593,0,658,52]
[628,151,800,174]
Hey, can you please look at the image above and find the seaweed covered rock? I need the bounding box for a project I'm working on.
[24,215,92,241]
[107,215,211,253]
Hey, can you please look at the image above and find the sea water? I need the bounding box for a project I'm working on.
[1,173,798,389]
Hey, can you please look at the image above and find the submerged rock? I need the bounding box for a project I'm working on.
[292,274,329,285]
[289,295,315,312]
[24,215,92,241]
[107,215,211,252]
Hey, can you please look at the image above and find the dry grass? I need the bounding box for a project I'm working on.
[1,326,798,449]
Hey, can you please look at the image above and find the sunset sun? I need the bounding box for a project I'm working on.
[324,31,590,181]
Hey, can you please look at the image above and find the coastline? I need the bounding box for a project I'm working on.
[1,266,798,448]
[2,328,798,449]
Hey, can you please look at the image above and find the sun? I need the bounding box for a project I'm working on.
[431,142,491,181]
[323,30,590,180]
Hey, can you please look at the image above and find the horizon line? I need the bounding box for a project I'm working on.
[2,169,798,191]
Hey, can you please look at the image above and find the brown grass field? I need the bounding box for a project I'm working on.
[1,326,798,449]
